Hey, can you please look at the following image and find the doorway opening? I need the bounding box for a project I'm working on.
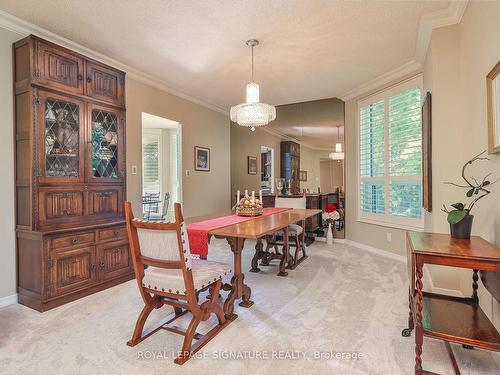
[260,146,274,193]
[141,112,182,221]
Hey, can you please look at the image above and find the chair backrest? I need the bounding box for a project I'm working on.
[161,192,171,219]
[125,201,192,276]
[275,196,306,209]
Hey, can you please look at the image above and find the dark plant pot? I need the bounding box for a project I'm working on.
[450,215,474,239]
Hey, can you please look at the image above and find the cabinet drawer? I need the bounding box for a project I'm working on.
[51,232,95,250]
[98,226,127,242]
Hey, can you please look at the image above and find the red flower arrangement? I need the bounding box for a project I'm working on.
[325,203,337,213]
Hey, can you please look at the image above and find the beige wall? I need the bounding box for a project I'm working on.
[0,28,21,300]
[230,125,282,205]
[320,160,344,193]
[346,1,500,324]
[126,78,231,219]
[299,146,321,192]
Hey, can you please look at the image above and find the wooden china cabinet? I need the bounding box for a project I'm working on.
[14,35,133,311]
[280,141,300,194]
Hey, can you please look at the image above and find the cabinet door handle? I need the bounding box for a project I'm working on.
[72,238,78,244]
[77,74,83,81]
[91,263,96,270]
[99,260,105,269]
[86,77,92,83]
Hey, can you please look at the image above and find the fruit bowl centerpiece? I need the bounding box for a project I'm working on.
[236,195,263,217]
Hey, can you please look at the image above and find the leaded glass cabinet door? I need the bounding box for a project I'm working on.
[87,104,125,183]
[37,91,85,184]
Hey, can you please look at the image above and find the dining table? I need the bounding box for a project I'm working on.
[186,208,321,320]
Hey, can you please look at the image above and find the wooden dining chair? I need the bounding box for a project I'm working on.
[263,193,307,268]
[125,201,231,365]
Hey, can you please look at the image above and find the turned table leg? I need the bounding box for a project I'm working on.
[223,236,254,320]
[472,269,479,303]
[250,238,264,272]
[414,262,424,375]
[278,227,289,277]
[402,290,414,337]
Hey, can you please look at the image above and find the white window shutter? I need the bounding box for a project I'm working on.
[358,78,423,229]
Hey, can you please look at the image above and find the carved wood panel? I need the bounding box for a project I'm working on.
[97,241,131,281]
[39,189,84,226]
[36,41,84,95]
[49,246,96,297]
[87,188,122,216]
[86,61,125,107]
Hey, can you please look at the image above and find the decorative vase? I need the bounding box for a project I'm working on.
[326,222,333,245]
[450,215,474,239]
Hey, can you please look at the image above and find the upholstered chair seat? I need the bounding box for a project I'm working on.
[143,260,231,295]
[275,197,306,237]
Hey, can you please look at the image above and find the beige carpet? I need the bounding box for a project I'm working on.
[1,240,499,375]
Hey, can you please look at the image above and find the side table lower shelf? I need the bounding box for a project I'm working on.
[421,292,500,350]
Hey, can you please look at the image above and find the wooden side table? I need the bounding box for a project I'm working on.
[404,232,500,375]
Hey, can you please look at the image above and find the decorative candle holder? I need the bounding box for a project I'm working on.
[235,191,263,216]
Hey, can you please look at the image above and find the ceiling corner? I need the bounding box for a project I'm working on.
[339,60,422,102]
[415,0,469,64]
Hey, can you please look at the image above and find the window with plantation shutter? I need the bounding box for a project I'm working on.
[358,77,423,229]
[142,130,161,197]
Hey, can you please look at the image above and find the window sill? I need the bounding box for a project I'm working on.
[357,217,424,232]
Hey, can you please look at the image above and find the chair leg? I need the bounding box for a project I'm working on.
[175,280,229,365]
[175,316,202,364]
[127,301,155,346]
[208,280,226,325]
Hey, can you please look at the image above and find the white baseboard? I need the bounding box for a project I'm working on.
[314,237,346,244]
[345,239,406,263]
[0,293,18,308]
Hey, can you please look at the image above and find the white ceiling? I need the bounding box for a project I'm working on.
[0,0,451,113]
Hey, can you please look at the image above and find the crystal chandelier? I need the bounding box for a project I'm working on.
[329,125,344,160]
[230,39,276,131]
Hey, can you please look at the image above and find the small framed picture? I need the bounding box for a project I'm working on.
[195,146,210,171]
[248,156,257,175]
[299,170,307,181]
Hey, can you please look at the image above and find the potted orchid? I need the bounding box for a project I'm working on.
[442,151,498,239]
[323,203,340,245]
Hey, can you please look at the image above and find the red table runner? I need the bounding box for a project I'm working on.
[187,208,290,255]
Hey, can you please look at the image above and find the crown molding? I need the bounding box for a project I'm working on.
[339,60,422,102]
[415,1,469,64]
[258,125,335,152]
[0,10,229,116]
[0,2,469,115]
[339,1,468,102]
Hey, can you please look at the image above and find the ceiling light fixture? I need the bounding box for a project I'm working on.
[329,125,344,160]
[230,39,276,131]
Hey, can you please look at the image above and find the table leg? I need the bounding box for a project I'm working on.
[415,262,424,375]
[402,290,414,337]
[223,236,254,320]
[278,227,289,277]
[250,238,264,272]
